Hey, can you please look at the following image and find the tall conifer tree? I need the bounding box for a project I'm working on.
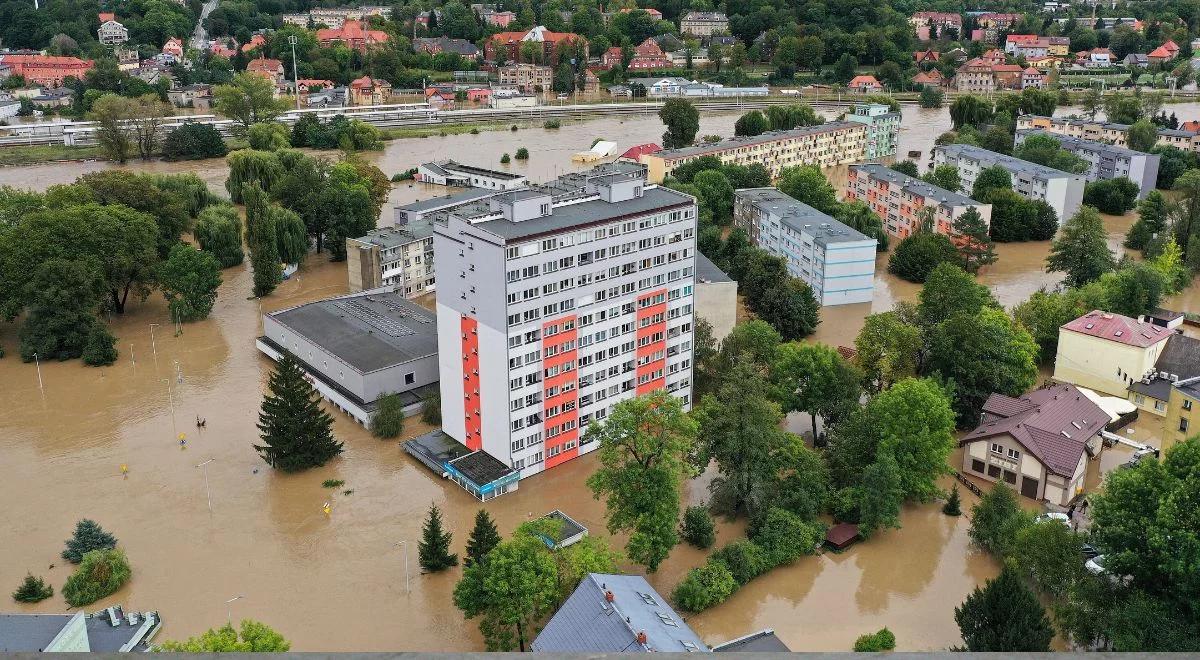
[418,504,458,571]
[255,354,342,471]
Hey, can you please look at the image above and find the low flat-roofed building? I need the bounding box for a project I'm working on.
[694,252,737,342]
[257,289,439,425]
[712,629,791,652]
[404,429,519,500]
[1015,129,1159,199]
[735,187,877,306]
[1127,333,1200,417]
[0,607,160,652]
[934,143,1086,222]
[416,160,528,190]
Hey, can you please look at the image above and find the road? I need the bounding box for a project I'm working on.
[190,0,220,51]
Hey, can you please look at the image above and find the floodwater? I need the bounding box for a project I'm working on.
[0,103,1197,651]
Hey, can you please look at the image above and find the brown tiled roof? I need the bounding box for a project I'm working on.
[960,383,1107,476]
[1062,310,1171,348]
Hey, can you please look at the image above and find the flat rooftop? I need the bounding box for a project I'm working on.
[1016,128,1144,158]
[352,219,435,248]
[0,614,73,652]
[397,187,500,214]
[852,163,982,208]
[736,187,873,246]
[438,160,526,180]
[468,185,694,241]
[937,143,1083,180]
[267,291,438,373]
[653,121,862,161]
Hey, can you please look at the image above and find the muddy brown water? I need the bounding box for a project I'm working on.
[1,104,1197,651]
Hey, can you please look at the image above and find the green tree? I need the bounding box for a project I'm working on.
[12,574,53,603]
[1099,262,1168,318]
[1013,520,1086,594]
[927,307,1038,425]
[952,207,996,273]
[1126,119,1159,152]
[734,110,768,137]
[17,260,107,364]
[857,452,904,537]
[659,98,700,149]
[418,504,458,571]
[833,53,858,83]
[370,393,405,438]
[943,484,962,516]
[1125,190,1169,251]
[919,86,944,108]
[772,342,861,439]
[777,165,838,214]
[1149,145,1194,189]
[464,509,502,567]
[854,311,922,391]
[971,165,1013,200]
[158,244,221,322]
[195,205,245,267]
[955,567,1053,651]
[869,378,957,502]
[453,536,558,651]
[88,93,135,163]
[887,232,959,283]
[322,162,377,261]
[213,72,289,130]
[247,122,291,151]
[1047,205,1116,287]
[273,206,308,265]
[1150,236,1190,292]
[226,149,284,204]
[584,391,697,571]
[680,505,716,549]
[162,122,228,161]
[1084,177,1141,214]
[890,160,919,177]
[918,263,996,328]
[949,95,992,129]
[62,548,131,607]
[244,184,282,297]
[672,560,737,612]
[755,278,820,340]
[254,353,342,472]
[854,628,897,652]
[156,620,291,651]
[1104,93,1143,125]
[968,483,1032,557]
[922,164,961,192]
[691,170,735,223]
[1012,288,1095,363]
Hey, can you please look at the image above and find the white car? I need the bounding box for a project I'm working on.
[1036,512,1071,528]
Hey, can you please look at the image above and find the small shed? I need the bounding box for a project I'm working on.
[533,510,588,549]
[825,523,861,550]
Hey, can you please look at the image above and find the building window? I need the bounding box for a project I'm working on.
[1185,399,1194,411]
[1155,400,1167,412]
[1007,448,1020,461]
[1181,418,1190,433]
[404,372,415,385]
[971,459,985,473]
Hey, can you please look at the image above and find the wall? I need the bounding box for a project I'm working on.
[695,279,737,343]
[1053,330,1162,397]
[1164,387,1199,452]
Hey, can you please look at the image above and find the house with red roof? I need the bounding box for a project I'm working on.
[912,69,944,87]
[1148,45,1174,64]
[0,54,94,87]
[246,57,285,85]
[1162,39,1180,56]
[847,75,883,92]
[618,143,661,162]
[296,78,334,95]
[242,33,266,53]
[1180,120,1200,133]
[161,37,184,59]
[913,48,940,65]
[959,383,1108,505]
[1054,310,1172,398]
[483,25,586,63]
[601,46,623,68]
[1022,66,1045,88]
[317,20,389,51]
[627,38,672,69]
[349,75,391,105]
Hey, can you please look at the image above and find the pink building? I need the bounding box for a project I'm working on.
[466,88,492,102]
[162,37,184,59]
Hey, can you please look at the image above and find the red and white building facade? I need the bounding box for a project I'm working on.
[434,170,697,477]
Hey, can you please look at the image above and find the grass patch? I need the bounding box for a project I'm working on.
[0,144,106,166]
[322,479,345,488]
[381,123,512,140]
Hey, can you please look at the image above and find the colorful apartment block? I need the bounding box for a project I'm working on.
[845,164,991,239]
[845,103,901,160]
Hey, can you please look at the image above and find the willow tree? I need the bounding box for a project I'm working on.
[226,150,283,203]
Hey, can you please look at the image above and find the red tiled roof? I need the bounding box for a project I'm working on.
[1061,310,1172,348]
[98,12,115,22]
[247,58,282,71]
[1163,39,1179,51]
[1149,46,1171,57]
[1180,120,1200,132]
[992,64,1023,72]
[1006,34,1039,43]
[1023,67,1042,74]
[848,75,881,87]
[620,143,661,160]
[961,383,1108,476]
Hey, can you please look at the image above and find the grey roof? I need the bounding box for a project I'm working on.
[531,573,708,653]
[471,186,693,241]
[1016,128,1145,159]
[267,291,438,373]
[936,143,1084,180]
[436,160,526,181]
[654,121,861,161]
[397,187,501,213]
[735,187,873,246]
[851,163,982,208]
[352,220,435,248]
[1129,334,1200,400]
[0,614,74,651]
[712,629,791,652]
[695,252,732,283]
[629,76,692,87]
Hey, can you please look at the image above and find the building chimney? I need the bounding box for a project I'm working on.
[605,590,614,602]
[637,631,648,645]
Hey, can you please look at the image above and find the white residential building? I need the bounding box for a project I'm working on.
[98,20,129,46]
[933,143,1086,222]
[434,168,697,479]
[416,160,528,190]
[734,188,877,306]
[1015,129,1161,199]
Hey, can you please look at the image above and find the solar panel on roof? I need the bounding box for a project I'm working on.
[335,300,417,337]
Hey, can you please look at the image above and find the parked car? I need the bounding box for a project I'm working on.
[1036,512,1071,528]
[1085,554,1107,575]
[1124,447,1159,468]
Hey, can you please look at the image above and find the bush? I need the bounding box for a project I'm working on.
[749,507,823,566]
[161,123,228,161]
[81,325,118,366]
[500,153,511,164]
[62,548,132,607]
[680,505,716,549]
[421,390,441,425]
[968,483,1033,558]
[1083,177,1140,215]
[515,147,529,160]
[711,539,768,585]
[919,86,944,108]
[12,574,53,603]
[371,393,405,439]
[247,122,291,151]
[543,119,561,129]
[853,627,897,651]
[63,519,117,563]
[943,483,962,516]
[671,560,737,612]
[887,232,959,283]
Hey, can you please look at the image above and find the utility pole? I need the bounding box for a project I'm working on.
[162,378,178,442]
[289,35,300,110]
[149,323,160,367]
[33,353,44,394]
[195,458,215,513]
[395,540,411,593]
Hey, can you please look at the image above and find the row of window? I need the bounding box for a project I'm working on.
[504,210,690,261]
[504,258,691,322]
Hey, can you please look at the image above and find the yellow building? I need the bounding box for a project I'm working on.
[1053,310,1171,397]
[1017,115,1200,154]
[639,121,869,183]
[1164,378,1200,452]
[1126,333,1200,416]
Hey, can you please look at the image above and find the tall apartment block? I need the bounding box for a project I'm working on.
[846,164,992,239]
[434,168,698,479]
[845,103,902,159]
[1014,129,1160,198]
[734,188,877,306]
[933,143,1086,222]
[640,116,892,183]
[1018,114,1200,154]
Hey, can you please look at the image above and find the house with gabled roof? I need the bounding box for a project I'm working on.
[960,383,1108,505]
[1053,310,1172,398]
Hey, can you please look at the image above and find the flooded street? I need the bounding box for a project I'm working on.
[0,102,1197,651]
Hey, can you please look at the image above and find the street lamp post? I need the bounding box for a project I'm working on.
[395,541,411,593]
[33,353,44,394]
[289,35,300,110]
[225,595,245,625]
[149,323,160,367]
[162,378,178,442]
[196,458,215,513]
